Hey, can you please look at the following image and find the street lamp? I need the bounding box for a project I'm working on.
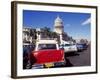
[59,33,63,44]
[36,28,41,40]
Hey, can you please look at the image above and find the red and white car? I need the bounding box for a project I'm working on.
[29,39,64,68]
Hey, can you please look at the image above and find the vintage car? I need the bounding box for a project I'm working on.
[60,42,77,53]
[76,43,84,51]
[82,43,88,50]
[76,43,88,51]
[29,39,64,68]
[23,43,35,69]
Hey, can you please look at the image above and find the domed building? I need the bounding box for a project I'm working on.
[54,15,64,34]
[54,15,74,42]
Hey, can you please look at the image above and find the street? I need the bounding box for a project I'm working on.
[66,44,91,67]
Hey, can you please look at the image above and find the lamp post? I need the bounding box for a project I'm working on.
[59,33,63,44]
[36,28,41,40]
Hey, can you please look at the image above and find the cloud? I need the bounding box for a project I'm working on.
[65,24,71,27]
[81,17,91,26]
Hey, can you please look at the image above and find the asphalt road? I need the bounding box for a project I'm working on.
[65,45,91,67]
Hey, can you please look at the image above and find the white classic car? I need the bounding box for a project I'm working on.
[60,41,77,53]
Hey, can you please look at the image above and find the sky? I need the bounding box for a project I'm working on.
[23,10,91,41]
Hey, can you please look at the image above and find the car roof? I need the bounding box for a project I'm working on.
[36,39,58,44]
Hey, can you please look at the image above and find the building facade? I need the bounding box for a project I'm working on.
[23,27,36,44]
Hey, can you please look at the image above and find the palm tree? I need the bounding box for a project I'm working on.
[51,32,58,38]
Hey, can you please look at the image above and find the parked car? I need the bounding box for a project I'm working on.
[29,39,65,68]
[60,43,77,53]
[82,43,88,50]
[76,43,84,51]
[23,43,35,69]
[76,43,88,51]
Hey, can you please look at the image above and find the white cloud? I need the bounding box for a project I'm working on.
[65,24,71,27]
[81,17,91,26]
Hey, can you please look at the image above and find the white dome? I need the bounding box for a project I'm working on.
[54,16,63,27]
[54,16,64,34]
[55,16,63,23]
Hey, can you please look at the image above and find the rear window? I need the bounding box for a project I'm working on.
[38,44,57,50]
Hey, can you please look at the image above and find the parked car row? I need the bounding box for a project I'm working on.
[59,42,88,53]
[23,40,88,69]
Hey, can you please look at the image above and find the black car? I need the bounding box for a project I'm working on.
[23,44,35,69]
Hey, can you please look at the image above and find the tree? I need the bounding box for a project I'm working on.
[80,39,88,44]
[51,32,58,38]
[41,27,51,38]
[30,29,37,39]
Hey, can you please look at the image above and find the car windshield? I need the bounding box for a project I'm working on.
[65,44,72,46]
[38,44,57,50]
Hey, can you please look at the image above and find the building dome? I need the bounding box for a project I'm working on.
[54,16,63,27]
[54,15,64,34]
[55,16,63,23]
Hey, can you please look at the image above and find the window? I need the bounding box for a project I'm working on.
[38,44,57,50]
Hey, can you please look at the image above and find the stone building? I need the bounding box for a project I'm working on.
[54,16,73,42]
[23,27,35,44]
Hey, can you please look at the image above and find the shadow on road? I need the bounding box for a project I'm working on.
[65,52,80,57]
[64,58,74,67]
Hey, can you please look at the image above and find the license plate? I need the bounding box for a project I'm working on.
[44,63,54,68]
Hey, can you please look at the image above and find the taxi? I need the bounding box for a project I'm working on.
[29,39,64,68]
